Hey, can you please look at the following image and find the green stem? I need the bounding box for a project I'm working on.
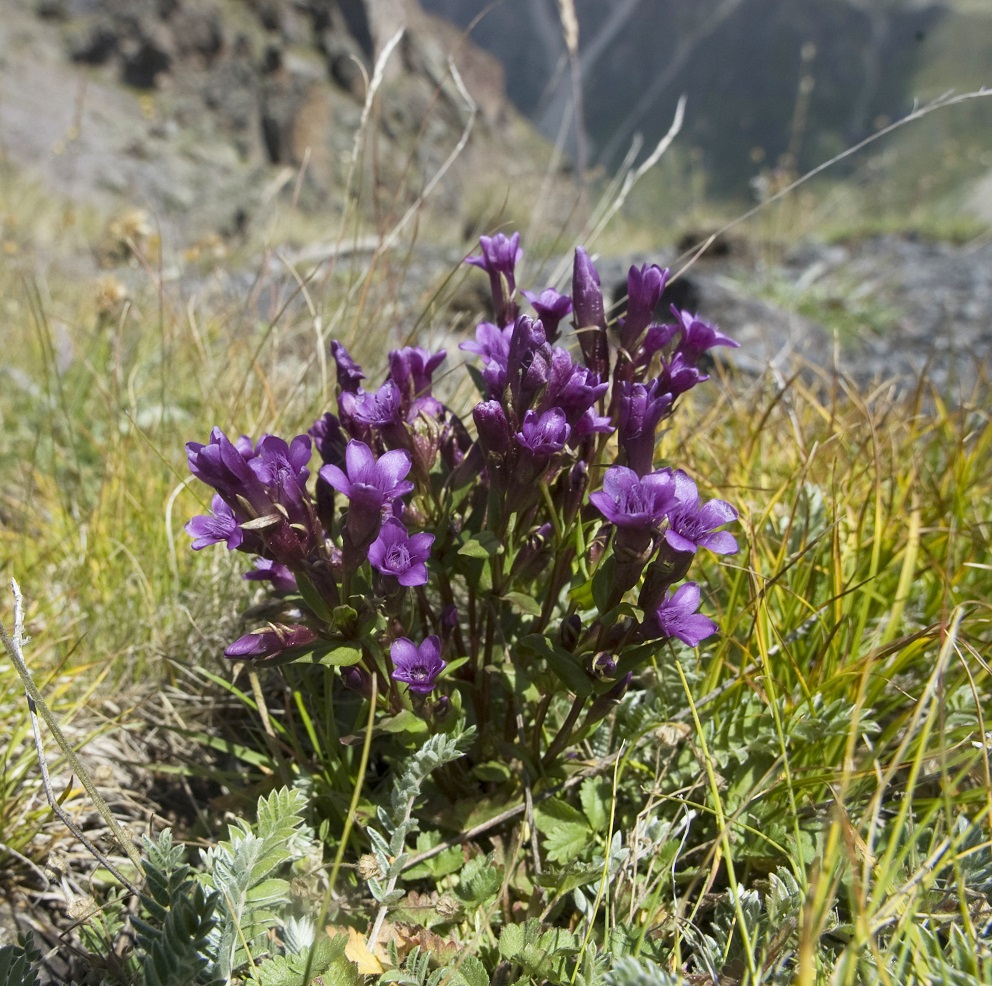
[542,694,587,768]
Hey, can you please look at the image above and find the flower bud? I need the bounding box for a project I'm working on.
[572,247,609,377]
[558,613,582,651]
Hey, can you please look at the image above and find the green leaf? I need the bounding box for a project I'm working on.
[579,776,610,831]
[378,709,429,740]
[498,923,526,960]
[592,557,616,613]
[471,760,513,784]
[456,853,503,905]
[568,575,595,610]
[316,641,363,667]
[534,798,592,864]
[458,531,502,558]
[519,634,591,697]
[502,591,543,617]
[445,952,490,986]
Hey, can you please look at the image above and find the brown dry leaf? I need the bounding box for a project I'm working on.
[393,923,459,964]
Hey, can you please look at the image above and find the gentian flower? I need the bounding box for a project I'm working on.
[616,380,674,476]
[506,315,551,412]
[523,287,573,343]
[320,440,413,544]
[589,465,679,530]
[466,232,522,327]
[539,347,607,426]
[186,429,316,564]
[459,321,513,363]
[388,346,446,416]
[390,635,446,694]
[310,413,347,467]
[651,582,718,647]
[187,427,266,510]
[185,494,245,551]
[473,399,512,459]
[244,558,297,593]
[460,321,515,400]
[656,351,708,397]
[368,517,434,586]
[636,322,679,367]
[330,340,366,393]
[571,407,614,443]
[618,263,669,351]
[671,309,739,364]
[340,380,403,429]
[515,407,570,458]
[663,472,739,555]
[572,247,608,376]
[225,623,319,660]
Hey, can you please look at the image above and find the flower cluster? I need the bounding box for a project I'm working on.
[184,232,739,766]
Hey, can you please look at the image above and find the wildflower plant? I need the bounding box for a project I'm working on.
[183,232,739,787]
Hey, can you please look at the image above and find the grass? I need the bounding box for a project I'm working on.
[1,155,991,982]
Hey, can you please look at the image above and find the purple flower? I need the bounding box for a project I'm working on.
[473,399,512,459]
[320,440,414,544]
[637,322,679,366]
[250,434,313,518]
[539,348,607,425]
[310,413,347,468]
[571,407,614,442]
[388,346,446,413]
[651,582,718,647]
[523,287,573,343]
[619,263,669,351]
[330,340,366,393]
[664,472,739,555]
[515,407,571,457]
[368,517,434,586]
[460,322,514,400]
[589,465,679,530]
[187,427,266,511]
[616,380,674,476]
[459,321,513,363]
[225,623,320,661]
[320,440,413,506]
[466,232,522,327]
[244,558,298,593]
[340,380,404,429]
[390,635,446,694]
[572,247,608,376]
[671,309,739,364]
[185,494,245,550]
[506,315,551,415]
[186,429,316,563]
[656,351,708,397]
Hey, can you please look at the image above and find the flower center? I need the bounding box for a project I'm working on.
[385,544,411,571]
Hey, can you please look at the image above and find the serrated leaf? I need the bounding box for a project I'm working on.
[456,853,503,905]
[498,923,526,959]
[446,953,490,986]
[534,798,592,864]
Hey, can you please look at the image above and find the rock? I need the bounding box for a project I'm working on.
[2,0,573,254]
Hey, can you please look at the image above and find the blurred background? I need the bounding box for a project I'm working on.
[1,0,989,254]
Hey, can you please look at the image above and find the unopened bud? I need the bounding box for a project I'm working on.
[558,614,582,651]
